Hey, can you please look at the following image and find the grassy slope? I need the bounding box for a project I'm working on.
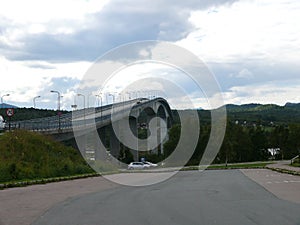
[0,130,93,183]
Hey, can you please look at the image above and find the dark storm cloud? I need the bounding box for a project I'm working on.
[1,0,237,62]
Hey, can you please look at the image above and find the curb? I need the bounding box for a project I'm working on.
[0,172,119,190]
[266,166,300,176]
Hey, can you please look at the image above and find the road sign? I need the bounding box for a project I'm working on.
[6,108,14,117]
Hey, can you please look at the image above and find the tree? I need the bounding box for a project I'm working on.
[163,124,181,158]
[269,125,289,159]
[249,126,269,161]
[287,124,300,158]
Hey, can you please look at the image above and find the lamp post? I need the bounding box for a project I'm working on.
[126,91,131,100]
[95,94,103,121]
[108,93,115,104]
[50,90,61,131]
[77,93,85,109]
[33,96,41,108]
[87,94,93,109]
[1,94,10,108]
[95,94,100,107]
[77,93,86,125]
[108,93,115,115]
[50,90,60,111]
[71,95,77,111]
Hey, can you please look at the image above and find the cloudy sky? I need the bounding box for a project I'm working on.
[0,0,299,110]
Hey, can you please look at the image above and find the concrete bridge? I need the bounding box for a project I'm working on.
[8,97,173,161]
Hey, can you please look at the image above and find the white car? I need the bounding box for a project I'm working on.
[142,161,158,167]
[128,162,146,170]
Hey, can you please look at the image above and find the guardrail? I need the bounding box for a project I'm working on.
[4,98,159,133]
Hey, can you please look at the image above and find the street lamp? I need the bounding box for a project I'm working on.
[50,90,61,111]
[108,93,115,104]
[50,90,61,131]
[96,93,103,120]
[1,94,10,108]
[126,91,131,100]
[95,94,103,108]
[33,96,41,108]
[77,93,85,109]
[77,93,86,126]
[87,94,93,108]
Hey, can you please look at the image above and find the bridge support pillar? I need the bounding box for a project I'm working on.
[96,126,107,160]
[109,124,120,159]
[94,127,107,161]
[129,117,139,161]
[158,117,168,155]
[147,116,157,154]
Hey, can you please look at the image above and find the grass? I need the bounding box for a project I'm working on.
[291,157,300,167]
[0,172,99,190]
[180,162,272,171]
[0,130,94,184]
[291,163,300,167]
[208,162,272,169]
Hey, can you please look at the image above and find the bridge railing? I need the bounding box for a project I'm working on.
[5,98,166,133]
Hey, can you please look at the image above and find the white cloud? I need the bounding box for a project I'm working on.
[0,0,110,50]
[1,0,300,109]
[177,0,300,64]
[0,0,109,23]
[222,79,300,106]
[230,68,253,79]
[0,56,90,108]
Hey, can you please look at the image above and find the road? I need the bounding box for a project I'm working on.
[0,177,118,225]
[32,170,300,225]
[242,169,300,203]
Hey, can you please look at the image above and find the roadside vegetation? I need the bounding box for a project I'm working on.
[291,158,300,167]
[163,103,300,166]
[163,122,300,166]
[0,130,93,183]
[0,108,68,122]
[179,162,271,171]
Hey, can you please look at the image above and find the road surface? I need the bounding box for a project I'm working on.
[32,170,300,225]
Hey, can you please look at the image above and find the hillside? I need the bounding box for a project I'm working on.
[225,103,300,125]
[0,103,18,109]
[170,102,300,126]
[0,108,69,122]
[0,130,93,183]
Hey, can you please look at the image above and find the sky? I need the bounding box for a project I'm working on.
[0,0,300,110]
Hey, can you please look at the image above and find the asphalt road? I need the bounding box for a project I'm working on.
[32,170,300,225]
[242,169,300,203]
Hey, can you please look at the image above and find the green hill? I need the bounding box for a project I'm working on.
[0,130,93,183]
[225,103,300,125]
[0,108,69,122]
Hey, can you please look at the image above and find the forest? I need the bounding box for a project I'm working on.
[1,102,300,166]
[163,102,300,165]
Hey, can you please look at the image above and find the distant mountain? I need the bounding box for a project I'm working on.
[0,103,18,109]
[188,102,300,125]
[225,103,262,111]
[284,102,300,109]
[222,102,300,125]
[225,103,283,112]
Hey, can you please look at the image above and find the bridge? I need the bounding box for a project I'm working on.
[7,97,173,161]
